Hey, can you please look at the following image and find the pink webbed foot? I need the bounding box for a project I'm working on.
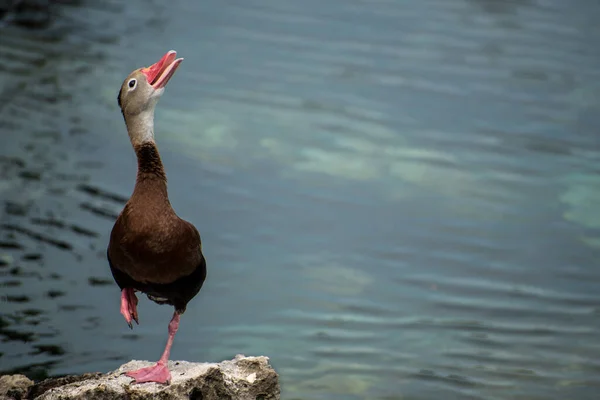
[124,312,180,385]
[126,362,171,384]
[120,288,139,329]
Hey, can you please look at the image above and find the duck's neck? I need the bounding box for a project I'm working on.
[125,108,156,147]
[135,142,167,182]
[124,109,167,184]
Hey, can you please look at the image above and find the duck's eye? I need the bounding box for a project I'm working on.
[128,79,137,89]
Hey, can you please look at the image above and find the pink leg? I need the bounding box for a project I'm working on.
[126,311,180,384]
[120,288,139,329]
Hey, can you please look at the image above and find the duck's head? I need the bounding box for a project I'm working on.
[117,50,183,117]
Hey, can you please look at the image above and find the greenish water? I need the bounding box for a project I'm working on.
[1,0,600,399]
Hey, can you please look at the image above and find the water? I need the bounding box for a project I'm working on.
[1,0,600,398]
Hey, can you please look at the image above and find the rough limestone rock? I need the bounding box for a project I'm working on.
[1,355,279,400]
[0,374,34,400]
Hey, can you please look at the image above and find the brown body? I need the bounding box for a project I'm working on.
[108,143,206,313]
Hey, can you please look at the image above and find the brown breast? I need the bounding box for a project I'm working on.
[108,179,202,285]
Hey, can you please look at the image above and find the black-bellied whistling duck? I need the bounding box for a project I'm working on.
[107,50,207,385]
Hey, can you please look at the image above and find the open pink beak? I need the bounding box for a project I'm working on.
[140,50,184,89]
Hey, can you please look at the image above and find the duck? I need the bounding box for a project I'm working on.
[107,50,207,385]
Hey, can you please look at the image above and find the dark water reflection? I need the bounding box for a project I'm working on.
[1,0,600,398]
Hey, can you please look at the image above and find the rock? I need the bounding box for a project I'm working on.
[0,355,280,400]
[0,374,34,400]
[27,373,103,400]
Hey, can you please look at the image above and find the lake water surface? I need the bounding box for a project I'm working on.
[1,0,600,399]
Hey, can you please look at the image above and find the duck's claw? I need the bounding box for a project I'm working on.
[120,288,139,328]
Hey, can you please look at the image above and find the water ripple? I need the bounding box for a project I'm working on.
[2,0,600,399]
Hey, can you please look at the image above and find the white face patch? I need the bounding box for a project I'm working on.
[151,86,165,99]
[135,108,156,143]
